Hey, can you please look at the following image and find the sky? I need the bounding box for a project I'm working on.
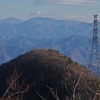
[0,0,100,22]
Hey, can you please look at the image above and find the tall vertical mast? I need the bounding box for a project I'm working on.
[88,15,100,76]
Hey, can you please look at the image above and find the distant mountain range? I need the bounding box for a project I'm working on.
[0,17,92,40]
[0,44,26,64]
[0,17,97,65]
[0,17,23,24]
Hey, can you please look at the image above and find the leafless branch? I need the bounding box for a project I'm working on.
[65,67,84,100]
[87,85,100,96]
[36,91,47,100]
[47,85,59,100]
[0,69,29,100]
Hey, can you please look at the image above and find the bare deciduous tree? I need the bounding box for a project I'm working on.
[64,66,84,100]
[0,69,29,100]
[87,82,100,100]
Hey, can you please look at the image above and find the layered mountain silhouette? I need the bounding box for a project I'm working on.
[0,17,97,65]
[0,17,91,40]
[0,44,27,64]
[0,35,91,65]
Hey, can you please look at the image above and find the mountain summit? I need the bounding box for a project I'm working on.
[0,48,99,100]
[0,17,23,24]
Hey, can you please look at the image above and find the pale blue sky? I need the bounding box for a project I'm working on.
[0,0,100,22]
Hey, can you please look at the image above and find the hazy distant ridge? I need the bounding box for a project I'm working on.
[0,17,95,65]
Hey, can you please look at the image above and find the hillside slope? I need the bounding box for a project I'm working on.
[0,49,99,100]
